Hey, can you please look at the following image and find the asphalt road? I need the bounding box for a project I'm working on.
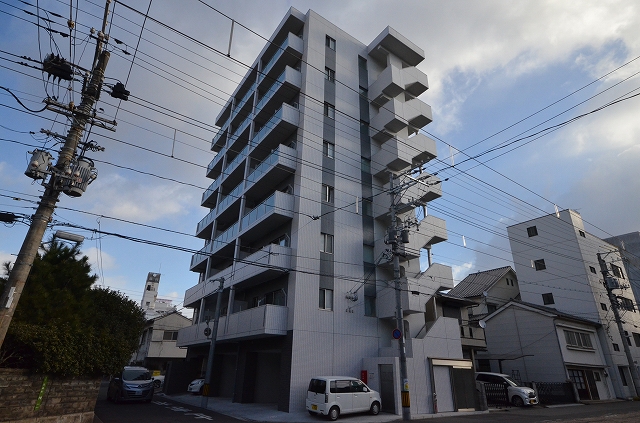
[93,381,242,423]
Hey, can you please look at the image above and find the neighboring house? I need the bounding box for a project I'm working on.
[604,232,640,314]
[133,311,192,371]
[449,266,521,368]
[177,7,475,415]
[479,300,615,401]
[507,209,640,398]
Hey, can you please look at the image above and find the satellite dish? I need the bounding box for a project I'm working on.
[478,320,487,329]
[482,291,488,297]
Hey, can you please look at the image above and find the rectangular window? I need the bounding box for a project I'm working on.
[321,233,334,254]
[363,244,375,263]
[527,226,538,237]
[611,263,624,279]
[487,304,497,313]
[364,295,376,317]
[601,303,608,311]
[625,331,632,346]
[319,288,333,310]
[564,329,593,349]
[613,343,620,351]
[633,332,640,347]
[469,327,474,338]
[362,198,373,217]
[590,266,597,274]
[162,331,178,341]
[325,35,336,50]
[324,102,335,119]
[542,292,554,305]
[619,366,628,386]
[619,297,635,312]
[534,259,546,271]
[323,140,335,158]
[579,230,586,238]
[325,67,335,82]
[361,157,371,174]
[322,184,334,203]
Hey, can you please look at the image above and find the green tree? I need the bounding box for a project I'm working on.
[0,239,145,376]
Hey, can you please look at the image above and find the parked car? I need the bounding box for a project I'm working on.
[107,366,154,403]
[475,372,539,406]
[306,376,381,421]
[152,375,165,389]
[187,378,205,394]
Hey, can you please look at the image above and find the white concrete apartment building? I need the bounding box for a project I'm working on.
[507,209,640,398]
[176,8,472,415]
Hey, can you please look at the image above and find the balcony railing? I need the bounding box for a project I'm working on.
[259,34,302,82]
[195,209,216,238]
[231,82,256,122]
[201,179,218,207]
[217,182,244,213]
[246,144,296,185]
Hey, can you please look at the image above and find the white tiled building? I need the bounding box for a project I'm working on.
[507,209,640,398]
[178,8,473,414]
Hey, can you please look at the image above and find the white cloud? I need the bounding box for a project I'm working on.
[0,251,16,271]
[85,247,118,272]
[452,261,474,284]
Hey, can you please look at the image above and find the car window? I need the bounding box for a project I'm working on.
[503,376,523,387]
[122,369,151,381]
[330,380,351,393]
[476,374,489,382]
[489,375,505,384]
[350,380,366,392]
[308,379,326,394]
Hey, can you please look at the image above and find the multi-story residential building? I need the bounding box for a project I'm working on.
[448,266,520,368]
[507,209,640,398]
[604,232,640,315]
[177,7,474,415]
[141,272,177,320]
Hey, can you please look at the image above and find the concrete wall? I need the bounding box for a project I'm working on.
[0,369,100,423]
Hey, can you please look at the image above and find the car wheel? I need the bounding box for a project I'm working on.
[511,396,524,407]
[328,406,339,421]
[153,380,161,389]
[370,401,380,415]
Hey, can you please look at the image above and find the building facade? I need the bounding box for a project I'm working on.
[604,231,640,313]
[507,209,640,398]
[178,8,472,414]
[141,272,177,320]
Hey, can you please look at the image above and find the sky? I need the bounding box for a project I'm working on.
[1,0,639,314]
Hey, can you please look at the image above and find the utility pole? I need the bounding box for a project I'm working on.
[0,1,113,348]
[389,173,411,421]
[201,277,225,409]
[598,253,640,397]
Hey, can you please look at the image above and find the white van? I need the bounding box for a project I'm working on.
[306,376,381,420]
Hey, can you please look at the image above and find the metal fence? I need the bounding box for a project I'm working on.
[483,382,510,407]
[532,382,576,405]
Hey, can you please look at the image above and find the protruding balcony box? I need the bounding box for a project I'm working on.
[240,191,294,242]
[376,277,427,319]
[206,152,224,180]
[201,179,219,208]
[176,304,288,347]
[367,26,425,67]
[404,97,432,129]
[230,83,256,128]
[255,66,301,122]
[211,127,228,153]
[371,134,437,177]
[368,65,430,107]
[374,173,442,219]
[195,209,215,239]
[370,98,406,138]
[190,245,209,272]
[373,215,447,261]
[251,103,299,154]
[246,145,297,197]
[258,33,303,87]
[184,243,292,307]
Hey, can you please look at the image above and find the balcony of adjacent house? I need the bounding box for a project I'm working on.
[183,242,292,306]
[251,103,299,156]
[254,66,301,123]
[460,324,487,350]
[227,115,252,159]
[215,66,258,129]
[245,144,297,198]
[373,173,442,220]
[229,82,256,129]
[371,132,437,177]
[257,32,303,88]
[211,126,228,153]
[368,64,429,107]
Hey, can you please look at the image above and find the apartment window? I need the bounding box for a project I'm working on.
[322,184,334,203]
[619,366,628,386]
[362,198,373,217]
[147,285,151,291]
[579,230,586,238]
[632,332,640,347]
[542,292,555,305]
[319,288,333,310]
[145,301,150,306]
[590,266,597,274]
[363,244,375,264]
[162,331,179,341]
[618,296,635,312]
[321,233,334,254]
[601,303,608,311]
[487,304,497,314]
[594,372,601,382]
[611,263,625,279]
[469,327,474,338]
[325,67,335,82]
[361,157,371,174]
[323,140,335,158]
[324,102,335,119]
[527,226,538,237]
[467,306,475,317]
[613,343,620,352]
[534,259,546,271]
[624,331,632,346]
[364,295,376,317]
[271,234,289,247]
[564,330,593,349]
[325,35,336,50]
[460,326,465,337]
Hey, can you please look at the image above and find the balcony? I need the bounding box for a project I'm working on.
[368,65,429,107]
[367,26,425,67]
[374,173,442,219]
[230,83,256,127]
[201,179,219,208]
[184,243,292,306]
[206,152,224,180]
[258,33,303,87]
[377,277,427,319]
[404,97,432,129]
[211,127,227,153]
[195,209,216,239]
[370,98,433,141]
[373,215,447,262]
[190,244,209,272]
[246,145,297,197]
[251,103,299,154]
[176,304,288,347]
[371,134,437,177]
[240,191,294,242]
[255,67,301,122]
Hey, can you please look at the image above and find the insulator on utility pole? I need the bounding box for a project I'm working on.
[110,82,130,101]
